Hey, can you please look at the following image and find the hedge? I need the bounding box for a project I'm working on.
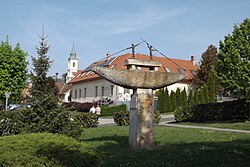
[113,110,161,126]
[0,108,98,138]
[101,105,126,116]
[0,133,100,166]
[174,99,249,122]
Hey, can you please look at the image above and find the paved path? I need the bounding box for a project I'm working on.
[98,114,250,134]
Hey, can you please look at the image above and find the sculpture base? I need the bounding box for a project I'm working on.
[129,89,154,149]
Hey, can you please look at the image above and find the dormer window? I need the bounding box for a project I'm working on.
[164,67,171,72]
[190,70,197,76]
[178,68,185,75]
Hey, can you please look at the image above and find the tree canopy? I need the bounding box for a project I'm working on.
[216,18,250,99]
[193,45,217,88]
[0,37,28,103]
[29,30,58,116]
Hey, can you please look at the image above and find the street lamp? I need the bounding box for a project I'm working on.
[5,92,11,111]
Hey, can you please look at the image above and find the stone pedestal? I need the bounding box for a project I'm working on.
[129,89,154,149]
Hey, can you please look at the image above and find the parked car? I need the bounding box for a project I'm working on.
[8,104,31,111]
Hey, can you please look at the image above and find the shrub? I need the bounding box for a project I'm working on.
[113,111,129,126]
[0,133,100,167]
[174,106,193,122]
[174,99,249,122]
[72,112,98,128]
[101,105,126,116]
[0,108,98,138]
[113,110,162,126]
[48,111,83,138]
[154,110,161,125]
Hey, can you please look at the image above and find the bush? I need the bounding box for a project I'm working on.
[113,110,162,126]
[174,99,249,122]
[72,112,98,128]
[174,106,193,122]
[113,111,129,126]
[0,108,98,138]
[48,111,83,138]
[101,105,126,116]
[0,133,100,167]
[154,110,161,125]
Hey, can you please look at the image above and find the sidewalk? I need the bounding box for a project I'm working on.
[98,115,250,134]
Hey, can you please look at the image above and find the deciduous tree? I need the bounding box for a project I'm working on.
[216,18,250,99]
[0,37,28,103]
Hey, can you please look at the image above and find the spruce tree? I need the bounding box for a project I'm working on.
[182,88,188,108]
[30,29,58,117]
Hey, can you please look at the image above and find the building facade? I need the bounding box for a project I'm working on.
[69,53,198,105]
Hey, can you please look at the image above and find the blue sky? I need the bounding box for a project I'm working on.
[0,0,249,77]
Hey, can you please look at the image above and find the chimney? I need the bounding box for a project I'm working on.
[106,53,111,61]
[191,55,196,66]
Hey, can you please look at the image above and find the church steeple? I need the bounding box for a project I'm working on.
[69,43,77,59]
[67,43,78,83]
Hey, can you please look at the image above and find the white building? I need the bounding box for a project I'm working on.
[69,53,198,105]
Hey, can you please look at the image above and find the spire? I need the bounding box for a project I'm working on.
[69,43,77,59]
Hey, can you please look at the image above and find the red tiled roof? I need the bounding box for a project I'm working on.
[56,82,72,95]
[70,53,198,84]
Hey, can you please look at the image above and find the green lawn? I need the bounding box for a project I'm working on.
[177,121,250,130]
[1,126,250,167]
[80,126,250,167]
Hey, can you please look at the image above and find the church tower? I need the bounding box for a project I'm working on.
[67,43,78,83]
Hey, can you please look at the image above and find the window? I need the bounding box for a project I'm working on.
[95,86,98,97]
[178,68,185,75]
[101,86,104,96]
[84,88,87,98]
[75,90,77,99]
[190,70,197,76]
[164,67,171,72]
[79,89,82,98]
[73,62,75,67]
[110,85,114,96]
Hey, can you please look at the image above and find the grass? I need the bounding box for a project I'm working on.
[80,126,250,167]
[177,121,250,130]
[1,126,250,167]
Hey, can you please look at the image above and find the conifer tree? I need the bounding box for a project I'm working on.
[199,90,205,104]
[30,29,58,117]
[176,88,181,107]
[170,90,176,111]
[203,85,209,103]
[188,90,194,106]
[156,89,165,113]
[182,88,188,108]
[194,91,200,105]
[165,88,172,112]
[207,74,216,102]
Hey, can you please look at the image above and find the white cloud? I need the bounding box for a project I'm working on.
[71,8,186,35]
